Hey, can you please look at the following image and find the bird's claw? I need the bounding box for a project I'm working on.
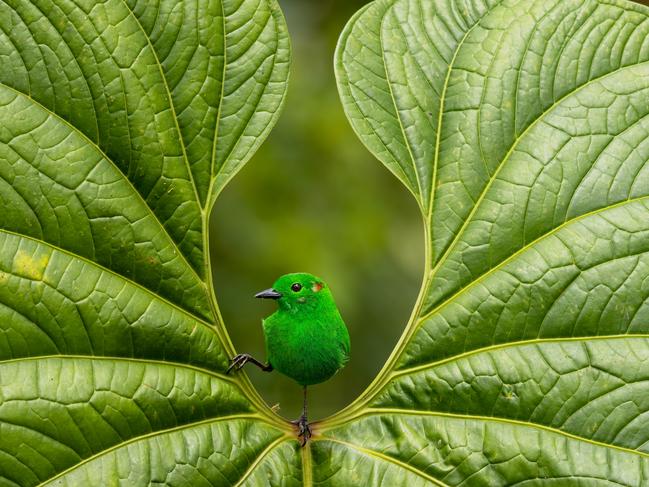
[292,414,312,447]
[226,353,251,374]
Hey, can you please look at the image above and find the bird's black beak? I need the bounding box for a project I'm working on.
[255,288,282,300]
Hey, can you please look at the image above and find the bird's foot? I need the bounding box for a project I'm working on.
[226,354,252,374]
[291,414,312,447]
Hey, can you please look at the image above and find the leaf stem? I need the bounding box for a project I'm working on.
[320,211,433,428]
[301,441,313,487]
[203,205,288,429]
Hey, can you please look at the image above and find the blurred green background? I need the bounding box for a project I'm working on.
[210,0,425,420]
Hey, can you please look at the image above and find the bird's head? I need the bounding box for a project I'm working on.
[255,272,331,311]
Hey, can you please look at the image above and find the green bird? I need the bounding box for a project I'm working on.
[227,272,351,445]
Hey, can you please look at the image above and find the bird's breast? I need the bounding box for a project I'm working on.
[264,317,347,386]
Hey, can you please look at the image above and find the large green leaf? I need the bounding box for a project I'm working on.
[0,0,294,485]
[328,0,649,484]
[5,0,649,485]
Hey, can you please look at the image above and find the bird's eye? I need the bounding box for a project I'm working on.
[291,283,302,292]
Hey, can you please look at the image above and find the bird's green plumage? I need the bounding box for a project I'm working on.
[262,273,350,386]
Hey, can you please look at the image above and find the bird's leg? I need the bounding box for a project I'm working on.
[291,386,312,446]
[227,353,273,374]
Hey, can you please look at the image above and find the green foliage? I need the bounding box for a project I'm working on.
[333,0,649,483]
[2,0,649,485]
[0,0,293,484]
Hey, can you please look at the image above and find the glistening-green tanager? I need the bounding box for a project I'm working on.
[227,272,351,445]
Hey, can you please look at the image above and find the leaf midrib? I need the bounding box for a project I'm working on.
[232,436,292,487]
[379,4,427,209]
[318,437,450,487]
[417,193,649,325]
[7,0,101,142]
[425,57,649,296]
[208,0,228,207]
[432,0,507,222]
[36,413,269,487]
[0,84,207,295]
[0,355,235,383]
[120,0,203,214]
[0,228,213,330]
[392,334,649,377]
[318,407,649,483]
[355,409,649,460]
[336,3,422,205]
